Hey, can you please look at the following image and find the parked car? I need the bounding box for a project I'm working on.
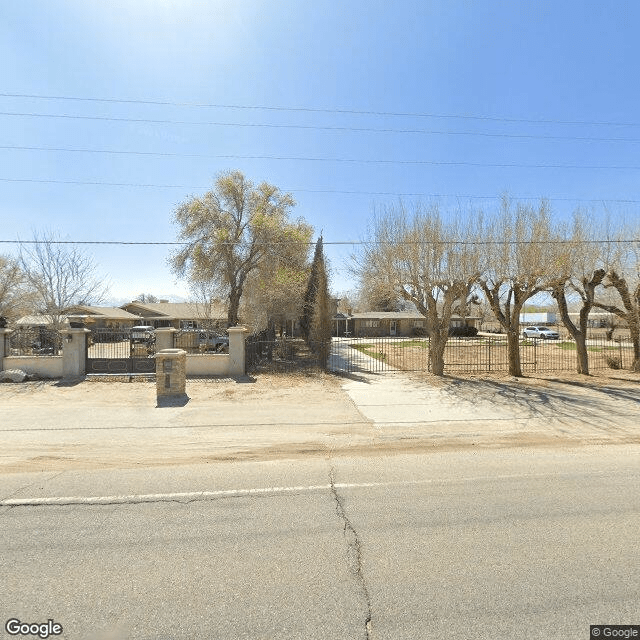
[198,332,229,351]
[131,325,155,344]
[522,326,560,340]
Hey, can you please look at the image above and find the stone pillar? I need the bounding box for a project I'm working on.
[228,326,248,376]
[62,328,91,378]
[155,327,176,351]
[155,349,187,398]
[0,328,11,370]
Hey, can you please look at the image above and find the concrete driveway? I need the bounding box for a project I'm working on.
[338,368,640,450]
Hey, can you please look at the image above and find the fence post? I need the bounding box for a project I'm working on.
[619,337,623,368]
[0,328,11,371]
[228,326,248,376]
[487,337,492,372]
[62,328,91,378]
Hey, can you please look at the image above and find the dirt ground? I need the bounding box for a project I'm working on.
[1,369,638,473]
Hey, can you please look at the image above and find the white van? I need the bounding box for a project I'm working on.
[131,325,155,343]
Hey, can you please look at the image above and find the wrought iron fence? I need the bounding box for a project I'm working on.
[331,335,636,375]
[6,327,62,356]
[245,330,323,373]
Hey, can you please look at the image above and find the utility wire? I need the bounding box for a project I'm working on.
[2,144,640,170]
[3,110,640,143]
[2,177,640,204]
[1,92,639,127]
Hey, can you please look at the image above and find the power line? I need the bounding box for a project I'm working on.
[2,177,640,204]
[1,92,639,127]
[2,144,640,170]
[3,110,640,143]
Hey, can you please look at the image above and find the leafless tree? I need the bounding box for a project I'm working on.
[476,198,555,377]
[353,203,479,376]
[591,220,640,371]
[171,170,313,327]
[18,231,109,328]
[0,254,36,323]
[548,212,607,375]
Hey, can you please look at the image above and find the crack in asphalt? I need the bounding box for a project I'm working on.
[329,466,373,640]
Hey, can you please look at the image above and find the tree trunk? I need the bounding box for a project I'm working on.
[552,284,592,376]
[630,323,640,372]
[507,329,522,377]
[575,340,589,375]
[429,329,448,376]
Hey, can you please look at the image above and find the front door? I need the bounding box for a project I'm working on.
[390,321,397,336]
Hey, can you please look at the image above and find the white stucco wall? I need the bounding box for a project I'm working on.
[185,354,231,376]
[3,356,63,378]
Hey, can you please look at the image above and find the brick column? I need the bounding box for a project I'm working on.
[228,326,248,376]
[155,349,187,398]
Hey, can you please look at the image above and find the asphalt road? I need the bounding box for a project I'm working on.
[2,446,639,640]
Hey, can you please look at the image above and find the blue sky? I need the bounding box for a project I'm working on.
[1,0,639,303]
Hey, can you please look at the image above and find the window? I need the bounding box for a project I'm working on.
[363,320,379,328]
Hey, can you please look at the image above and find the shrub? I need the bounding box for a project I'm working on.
[448,325,479,337]
[605,355,622,370]
[412,326,427,337]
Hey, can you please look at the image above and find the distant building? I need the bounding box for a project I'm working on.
[350,311,480,337]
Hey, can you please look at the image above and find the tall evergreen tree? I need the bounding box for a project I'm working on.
[301,237,332,368]
[300,236,324,341]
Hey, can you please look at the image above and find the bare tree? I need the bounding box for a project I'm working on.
[353,203,478,376]
[135,293,159,304]
[591,221,640,370]
[476,199,555,377]
[18,231,109,328]
[0,254,32,323]
[171,170,312,327]
[548,212,607,375]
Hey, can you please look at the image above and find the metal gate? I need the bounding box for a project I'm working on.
[86,328,156,374]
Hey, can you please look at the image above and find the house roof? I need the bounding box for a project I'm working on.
[351,311,481,320]
[121,301,227,320]
[67,305,141,320]
[16,306,142,325]
[16,314,69,326]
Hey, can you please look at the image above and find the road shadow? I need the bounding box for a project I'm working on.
[156,394,190,408]
[439,375,640,428]
[330,370,376,384]
[54,377,86,387]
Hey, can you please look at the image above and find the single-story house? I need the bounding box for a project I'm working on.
[350,311,481,337]
[16,306,142,330]
[65,306,142,329]
[120,301,228,330]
